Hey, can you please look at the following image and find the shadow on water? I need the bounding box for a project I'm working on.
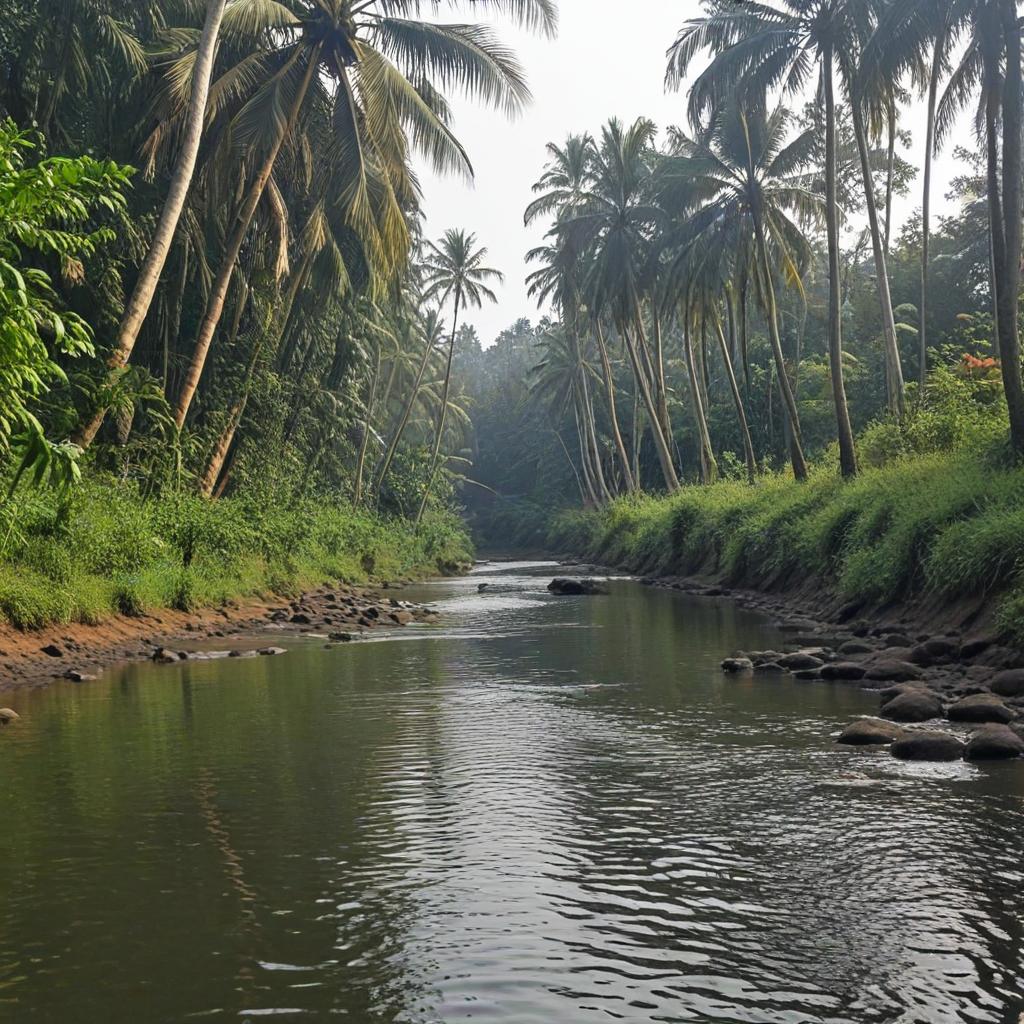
[1,561,1023,1022]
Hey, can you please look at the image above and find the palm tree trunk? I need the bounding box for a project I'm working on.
[997,1,1024,456]
[74,0,228,448]
[376,340,432,498]
[683,308,716,484]
[416,288,462,524]
[173,46,320,429]
[631,386,641,485]
[920,39,942,393]
[711,309,755,484]
[652,313,671,440]
[553,428,587,503]
[851,97,905,419]
[823,48,858,477]
[353,344,382,505]
[594,321,635,491]
[572,399,599,505]
[884,99,896,253]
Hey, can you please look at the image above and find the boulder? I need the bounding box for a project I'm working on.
[991,669,1024,698]
[227,650,257,659]
[721,657,754,673]
[891,730,965,762]
[257,646,286,656]
[820,662,867,681]
[63,669,97,682]
[880,689,943,723]
[864,660,923,683]
[909,637,961,666]
[290,612,313,625]
[547,578,608,596]
[0,708,20,725]
[389,610,414,625]
[947,693,1015,724]
[882,633,914,649]
[964,724,1024,761]
[777,652,825,671]
[960,636,994,660]
[838,640,876,656]
[755,662,786,674]
[328,632,354,643]
[151,647,180,664]
[837,718,903,746]
[793,669,822,681]
[40,643,63,658]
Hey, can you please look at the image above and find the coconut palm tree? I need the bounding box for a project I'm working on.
[668,0,866,476]
[416,229,503,523]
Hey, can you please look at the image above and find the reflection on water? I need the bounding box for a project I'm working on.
[1,562,1023,1023]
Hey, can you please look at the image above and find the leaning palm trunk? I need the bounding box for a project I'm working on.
[851,98,905,419]
[594,321,636,491]
[919,40,942,393]
[173,46,321,429]
[651,313,672,442]
[74,0,228,448]
[416,290,462,525]
[375,344,432,499]
[572,398,600,505]
[627,311,679,491]
[683,310,717,484]
[711,309,756,484]
[353,344,382,505]
[580,372,611,501]
[823,49,858,477]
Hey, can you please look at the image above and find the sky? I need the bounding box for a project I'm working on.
[417,0,970,346]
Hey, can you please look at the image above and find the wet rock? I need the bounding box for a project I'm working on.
[755,662,786,674]
[548,578,608,596]
[793,669,822,681]
[778,652,825,671]
[389,610,414,625]
[269,610,289,622]
[964,724,1024,761]
[960,636,994,660]
[0,708,20,725]
[227,650,257,659]
[290,612,313,625]
[779,619,819,634]
[721,657,754,673]
[838,640,876,656]
[864,660,923,683]
[880,689,943,723]
[40,643,63,658]
[882,633,914,649]
[151,647,181,664]
[257,646,286,657]
[63,669,97,682]
[820,662,867,681]
[991,669,1024,698]
[947,693,1015,724]
[891,730,965,761]
[837,718,903,746]
[909,637,961,666]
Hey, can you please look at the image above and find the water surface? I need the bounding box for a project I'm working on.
[2,562,1023,1023]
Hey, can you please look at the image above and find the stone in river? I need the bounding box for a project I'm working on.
[890,730,965,761]
[0,708,20,725]
[947,693,1015,724]
[547,578,608,596]
[838,640,876,656]
[880,689,943,723]
[257,646,287,656]
[991,669,1024,698]
[964,724,1024,761]
[721,657,754,673]
[820,662,867,681]
[864,660,923,682]
[837,718,903,746]
[909,637,961,666]
[777,652,825,671]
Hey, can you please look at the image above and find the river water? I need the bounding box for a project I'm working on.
[1,562,1023,1023]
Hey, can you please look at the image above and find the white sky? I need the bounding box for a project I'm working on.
[417,0,971,345]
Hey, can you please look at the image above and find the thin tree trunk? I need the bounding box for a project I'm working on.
[416,288,462,524]
[652,313,671,441]
[594,321,635,491]
[74,0,228,447]
[353,344,382,505]
[173,46,320,429]
[823,48,858,477]
[711,309,756,484]
[573,400,599,505]
[852,96,905,419]
[631,385,641,486]
[884,99,896,253]
[920,39,942,392]
[375,338,433,498]
[683,308,716,484]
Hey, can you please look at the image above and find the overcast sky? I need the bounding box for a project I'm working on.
[417,0,970,345]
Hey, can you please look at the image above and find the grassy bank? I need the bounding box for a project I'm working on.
[0,480,472,631]
[489,449,1024,644]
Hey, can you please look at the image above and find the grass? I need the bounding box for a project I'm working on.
[0,478,473,631]
[520,448,1024,645]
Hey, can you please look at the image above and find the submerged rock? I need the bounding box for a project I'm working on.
[891,730,965,761]
[721,657,754,673]
[964,724,1024,761]
[547,578,608,596]
[257,646,286,657]
[820,662,867,681]
[837,718,903,746]
[0,708,20,725]
[63,669,97,682]
[880,689,943,723]
[947,693,1015,724]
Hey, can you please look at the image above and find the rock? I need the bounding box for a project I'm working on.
[778,652,825,671]
[891,730,965,761]
[390,610,414,625]
[547,578,608,596]
[909,637,961,666]
[837,718,903,746]
[257,646,286,656]
[227,650,257,659]
[63,669,97,682]
[290,612,313,625]
[882,633,914,649]
[964,724,1024,760]
[864,660,923,682]
[779,619,820,633]
[328,632,354,642]
[991,669,1024,698]
[820,662,867,681]
[793,669,822,680]
[151,647,180,664]
[947,693,1015,724]
[269,610,289,622]
[721,657,754,673]
[755,662,786,674]
[477,583,489,592]
[838,640,876,656]
[960,636,994,660]
[880,689,944,723]
[40,643,63,658]
[0,708,20,725]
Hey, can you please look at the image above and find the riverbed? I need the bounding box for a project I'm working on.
[1,562,1023,1022]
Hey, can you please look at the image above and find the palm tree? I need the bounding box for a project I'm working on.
[669,0,862,476]
[75,0,229,448]
[416,229,503,523]
[660,101,818,480]
[163,0,553,430]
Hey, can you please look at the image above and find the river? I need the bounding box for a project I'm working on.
[1,561,1023,1023]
